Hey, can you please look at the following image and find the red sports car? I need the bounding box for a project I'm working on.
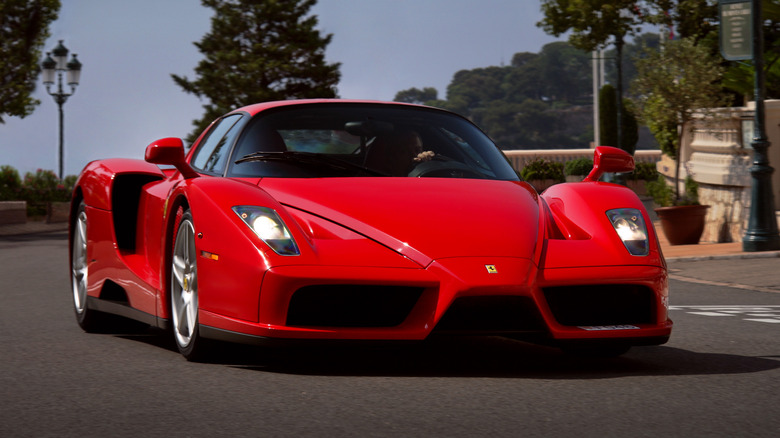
[69,99,671,360]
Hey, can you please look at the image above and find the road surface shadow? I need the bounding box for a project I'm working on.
[118,330,780,379]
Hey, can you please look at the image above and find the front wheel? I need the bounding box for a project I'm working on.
[170,209,209,361]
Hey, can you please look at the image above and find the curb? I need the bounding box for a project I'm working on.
[0,222,68,237]
[665,251,780,262]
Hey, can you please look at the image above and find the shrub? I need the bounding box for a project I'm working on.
[520,158,565,182]
[18,169,74,216]
[647,174,699,207]
[0,166,76,215]
[62,175,78,193]
[631,162,659,181]
[0,165,22,200]
[563,157,593,176]
[25,169,61,190]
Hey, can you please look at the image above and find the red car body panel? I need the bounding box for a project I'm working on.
[69,99,671,353]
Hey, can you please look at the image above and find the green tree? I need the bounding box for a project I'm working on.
[633,37,729,201]
[599,84,639,153]
[599,84,618,147]
[393,87,438,105]
[172,0,341,140]
[445,67,509,115]
[534,42,592,103]
[511,52,539,68]
[720,0,780,100]
[538,0,647,152]
[649,0,718,44]
[0,0,60,123]
[605,32,661,95]
[512,99,568,148]
[472,100,523,147]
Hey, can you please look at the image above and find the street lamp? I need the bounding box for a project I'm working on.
[741,0,780,251]
[41,40,82,179]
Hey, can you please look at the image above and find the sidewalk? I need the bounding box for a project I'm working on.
[654,221,780,261]
[0,220,68,237]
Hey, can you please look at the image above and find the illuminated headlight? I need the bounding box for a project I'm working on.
[232,206,300,256]
[606,208,649,256]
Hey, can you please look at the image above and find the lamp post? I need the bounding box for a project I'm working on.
[741,0,780,251]
[41,40,82,179]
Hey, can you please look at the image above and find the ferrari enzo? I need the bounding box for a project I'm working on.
[69,99,671,361]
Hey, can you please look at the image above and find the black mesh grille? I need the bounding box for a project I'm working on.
[286,285,424,328]
[543,284,656,326]
[433,296,546,334]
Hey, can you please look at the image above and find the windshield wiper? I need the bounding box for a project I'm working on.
[235,151,387,176]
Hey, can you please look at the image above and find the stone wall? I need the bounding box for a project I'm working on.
[675,100,780,243]
[0,201,27,226]
[698,183,750,243]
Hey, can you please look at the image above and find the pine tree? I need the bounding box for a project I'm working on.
[172,0,341,140]
[0,0,60,123]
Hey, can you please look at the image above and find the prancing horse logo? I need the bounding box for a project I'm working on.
[485,265,498,274]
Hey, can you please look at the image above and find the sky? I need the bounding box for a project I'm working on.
[1,0,565,177]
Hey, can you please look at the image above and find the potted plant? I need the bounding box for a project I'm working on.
[647,174,709,245]
[520,158,565,192]
[633,37,729,245]
[563,157,593,182]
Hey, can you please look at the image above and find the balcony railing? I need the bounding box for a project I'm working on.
[503,149,662,171]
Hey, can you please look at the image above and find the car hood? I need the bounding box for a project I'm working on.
[259,178,541,266]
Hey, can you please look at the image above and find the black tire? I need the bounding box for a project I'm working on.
[71,200,103,332]
[170,209,211,361]
[71,200,149,334]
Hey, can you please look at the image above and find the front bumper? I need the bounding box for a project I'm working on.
[197,258,672,346]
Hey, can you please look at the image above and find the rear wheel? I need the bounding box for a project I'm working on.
[71,200,147,333]
[171,210,209,361]
[71,201,101,331]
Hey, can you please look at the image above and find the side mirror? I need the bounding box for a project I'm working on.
[583,146,634,182]
[144,137,198,179]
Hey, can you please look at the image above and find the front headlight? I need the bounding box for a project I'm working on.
[233,206,300,256]
[606,208,649,256]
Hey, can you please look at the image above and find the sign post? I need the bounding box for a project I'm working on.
[719,0,752,61]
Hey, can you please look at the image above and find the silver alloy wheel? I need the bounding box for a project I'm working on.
[71,207,89,314]
[171,215,198,349]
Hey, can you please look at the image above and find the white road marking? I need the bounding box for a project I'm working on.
[688,312,735,317]
[670,305,780,324]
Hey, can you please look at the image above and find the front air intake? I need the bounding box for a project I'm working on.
[286,285,423,328]
[433,296,547,334]
[543,284,656,326]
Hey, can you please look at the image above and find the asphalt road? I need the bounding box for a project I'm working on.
[2,232,780,437]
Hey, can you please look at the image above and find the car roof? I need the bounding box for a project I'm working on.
[228,99,432,117]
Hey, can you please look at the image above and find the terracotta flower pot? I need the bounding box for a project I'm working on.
[654,204,710,245]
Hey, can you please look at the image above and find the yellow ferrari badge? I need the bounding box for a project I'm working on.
[485,265,498,274]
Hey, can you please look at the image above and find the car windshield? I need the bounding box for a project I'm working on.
[227,103,520,180]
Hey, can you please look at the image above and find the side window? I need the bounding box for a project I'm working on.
[191,114,243,174]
